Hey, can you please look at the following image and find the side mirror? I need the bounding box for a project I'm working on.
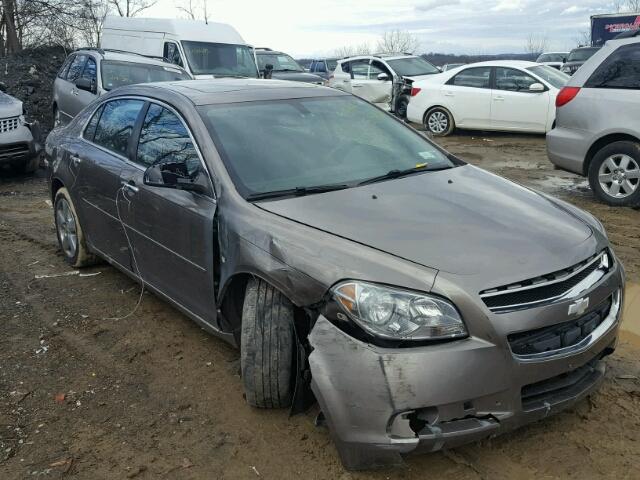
[562,57,567,63]
[76,77,96,94]
[529,82,545,92]
[264,63,274,79]
[143,161,208,194]
[377,72,389,81]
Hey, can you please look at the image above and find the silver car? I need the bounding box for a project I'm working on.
[52,48,191,127]
[547,32,640,206]
[46,80,624,470]
[0,89,41,173]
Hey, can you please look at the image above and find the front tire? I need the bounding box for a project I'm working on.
[240,278,294,409]
[395,96,409,119]
[424,107,455,136]
[54,187,97,267]
[588,141,640,206]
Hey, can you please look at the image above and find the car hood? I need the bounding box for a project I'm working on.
[271,71,323,83]
[0,91,23,117]
[256,165,594,277]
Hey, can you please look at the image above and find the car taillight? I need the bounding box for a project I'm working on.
[556,87,581,107]
[410,87,422,96]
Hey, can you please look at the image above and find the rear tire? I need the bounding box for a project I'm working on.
[424,107,455,136]
[588,141,640,207]
[240,278,294,409]
[54,187,98,267]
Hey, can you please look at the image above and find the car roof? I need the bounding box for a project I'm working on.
[454,60,540,68]
[113,79,348,106]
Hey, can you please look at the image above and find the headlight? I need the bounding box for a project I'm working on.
[331,280,467,340]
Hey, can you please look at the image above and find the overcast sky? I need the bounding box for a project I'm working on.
[147,0,624,56]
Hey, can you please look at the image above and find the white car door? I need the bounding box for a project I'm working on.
[349,59,392,107]
[491,67,550,132]
[440,66,493,128]
[329,61,353,93]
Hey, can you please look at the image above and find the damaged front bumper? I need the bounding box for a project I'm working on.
[308,275,622,470]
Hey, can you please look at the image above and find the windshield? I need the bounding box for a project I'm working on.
[181,41,258,77]
[386,57,440,76]
[536,53,567,63]
[100,61,190,91]
[568,48,599,62]
[257,53,303,72]
[198,96,455,198]
[527,65,570,89]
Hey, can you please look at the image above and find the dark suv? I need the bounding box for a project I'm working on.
[561,46,600,75]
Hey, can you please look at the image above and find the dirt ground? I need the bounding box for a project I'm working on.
[1,132,640,480]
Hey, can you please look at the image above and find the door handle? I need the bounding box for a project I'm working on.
[121,181,139,194]
[494,96,505,101]
[352,84,363,88]
[444,91,454,96]
[70,155,82,165]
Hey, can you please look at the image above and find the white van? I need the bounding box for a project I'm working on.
[100,16,259,79]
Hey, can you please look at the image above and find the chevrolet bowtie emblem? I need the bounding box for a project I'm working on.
[568,297,590,316]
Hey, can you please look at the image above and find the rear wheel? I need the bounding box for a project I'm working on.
[424,107,454,136]
[588,141,640,206]
[240,278,294,409]
[54,187,97,267]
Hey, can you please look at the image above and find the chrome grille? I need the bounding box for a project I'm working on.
[0,116,19,133]
[480,251,610,312]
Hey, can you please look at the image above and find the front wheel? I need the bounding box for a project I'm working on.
[240,278,294,409]
[395,96,409,119]
[54,187,97,267]
[588,141,640,206]
[424,107,455,136]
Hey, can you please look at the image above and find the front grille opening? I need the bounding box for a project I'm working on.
[0,142,29,160]
[507,296,612,356]
[521,356,603,411]
[480,251,609,312]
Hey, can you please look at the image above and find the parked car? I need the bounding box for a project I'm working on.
[101,16,259,79]
[254,48,323,84]
[308,58,338,79]
[561,47,600,75]
[52,48,191,127]
[536,52,569,69]
[407,61,570,136]
[0,88,41,173]
[547,31,640,206]
[441,62,466,71]
[46,79,623,470]
[328,53,440,117]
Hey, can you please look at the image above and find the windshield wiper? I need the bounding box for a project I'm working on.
[358,164,449,186]
[246,183,350,201]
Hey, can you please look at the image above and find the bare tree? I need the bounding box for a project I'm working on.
[79,0,110,46]
[625,0,640,11]
[108,0,156,17]
[573,30,591,47]
[175,0,209,23]
[376,29,420,54]
[524,33,548,56]
[333,42,372,58]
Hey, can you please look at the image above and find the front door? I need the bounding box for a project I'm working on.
[350,60,392,106]
[57,54,87,123]
[491,67,550,132]
[118,103,217,324]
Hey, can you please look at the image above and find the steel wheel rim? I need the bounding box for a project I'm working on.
[598,154,640,199]
[428,111,448,133]
[56,198,78,258]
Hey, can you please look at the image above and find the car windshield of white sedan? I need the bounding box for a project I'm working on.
[386,57,440,76]
[199,96,455,197]
[101,61,191,91]
[526,65,569,89]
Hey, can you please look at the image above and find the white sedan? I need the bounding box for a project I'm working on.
[406,61,570,136]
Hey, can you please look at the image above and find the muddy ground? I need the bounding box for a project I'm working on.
[1,132,640,479]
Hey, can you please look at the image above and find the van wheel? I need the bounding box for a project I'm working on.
[588,141,640,206]
[54,187,97,267]
[240,278,294,409]
[424,107,454,136]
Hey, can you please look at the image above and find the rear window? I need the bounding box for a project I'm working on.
[585,43,640,90]
[92,99,145,156]
[101,61,190,91]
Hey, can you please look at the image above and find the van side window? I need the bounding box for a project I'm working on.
[93,99,145,157]
[164,42,184,67]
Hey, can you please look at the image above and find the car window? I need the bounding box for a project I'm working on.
[256,53,303,72]
[327,59,337,71]
[526,65,569,89]
[351,60,370,79]
[448,67,492,88]
[495,67,538,91]
[67,54,88,83]
[181,41,258,77]
[585,43,640,90]
[340,61,351,74]
[315,61,326,73]
[163,42,184,67]
[93,99,145,157]
[101,61,191,91]
[83,105,104,141]
[80,57,97,83]
[58,55,75,80]
[370,61,390,80]
[136,104,201,178]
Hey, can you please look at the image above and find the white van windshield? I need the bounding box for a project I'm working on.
[182,41,258,77]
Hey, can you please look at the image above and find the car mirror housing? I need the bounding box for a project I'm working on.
[377,72,389,81]
[143,162,208,195]
[76,77,96,94]
[529,82,545,92]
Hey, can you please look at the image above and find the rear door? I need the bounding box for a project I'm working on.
[442,66,493,128]
[491,67,550,132]
[69,56,99,117]
[118,102,217,324]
